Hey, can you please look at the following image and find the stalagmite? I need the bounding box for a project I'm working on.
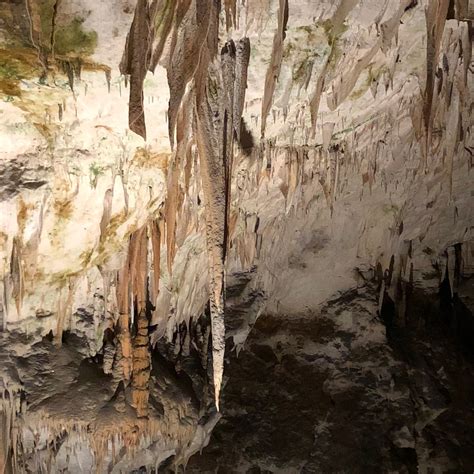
[131,307,151,417]
[0,409,9,474]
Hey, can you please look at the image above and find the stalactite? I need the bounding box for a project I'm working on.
[444,72,460,198]
[25,0,49,80]
[221,39,236,256]
[0,279,6,332]
[183,145,193,197]
[223,0,237,31]
[322,122,335,150]
[99,189,113,242]
[119,0,158,139]
[309,0,358,136]
[130,227,150,418]
[55,279,76,347]
[309,60,329,138]
[233,38,251,143]
[187,0,225,410]
[261,0,288,139]
[326,0,413,112]
[116,248,133,382]
[121,0,249,410]
[194,73,227,410]
[130,226,148,313]
[423,0,449,165]
[10,237,23,319]
[149,220,161,309]
[165,0,212,149]
[148,0,177,72]
[165,161,180,274]
[165,91,193,273]
[185,2,250,410]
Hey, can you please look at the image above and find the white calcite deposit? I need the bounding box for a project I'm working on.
[0,0,472,471]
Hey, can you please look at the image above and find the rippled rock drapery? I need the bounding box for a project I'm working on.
[0,0,473,472]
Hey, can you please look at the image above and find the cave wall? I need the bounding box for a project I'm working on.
[0,0,473,471]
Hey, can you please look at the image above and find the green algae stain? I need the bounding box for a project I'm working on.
[36,0,97,56]
[0,63,20,96]
[0,48,39,97]
[283,20,348,86]
[0,2,97,98]
[38,0,57,47]
[349,65,388,101]
[316,19,348,72]
[54,17,98,56]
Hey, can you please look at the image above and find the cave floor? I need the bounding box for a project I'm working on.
[185,288,474,474]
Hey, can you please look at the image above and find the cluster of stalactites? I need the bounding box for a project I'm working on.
[376,240,474,329]
[113,220,161,418]
[0,389,20,474]
[192,33,251,409]
[119,0,239,143]
[261,0,288,139]
[121,0,249,410]
[0,400,196,473]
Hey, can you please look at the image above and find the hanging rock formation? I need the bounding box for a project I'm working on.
[119,0,157,140]
[0,0,473,471]
[261,0,289,138]
[120,0,251,409]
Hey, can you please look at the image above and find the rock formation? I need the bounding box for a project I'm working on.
[0,0,473,471]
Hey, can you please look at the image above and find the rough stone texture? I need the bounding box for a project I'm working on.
[187,286,474,473]
[0,0,473,471]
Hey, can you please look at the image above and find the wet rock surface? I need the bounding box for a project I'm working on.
[187,286,474,473]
